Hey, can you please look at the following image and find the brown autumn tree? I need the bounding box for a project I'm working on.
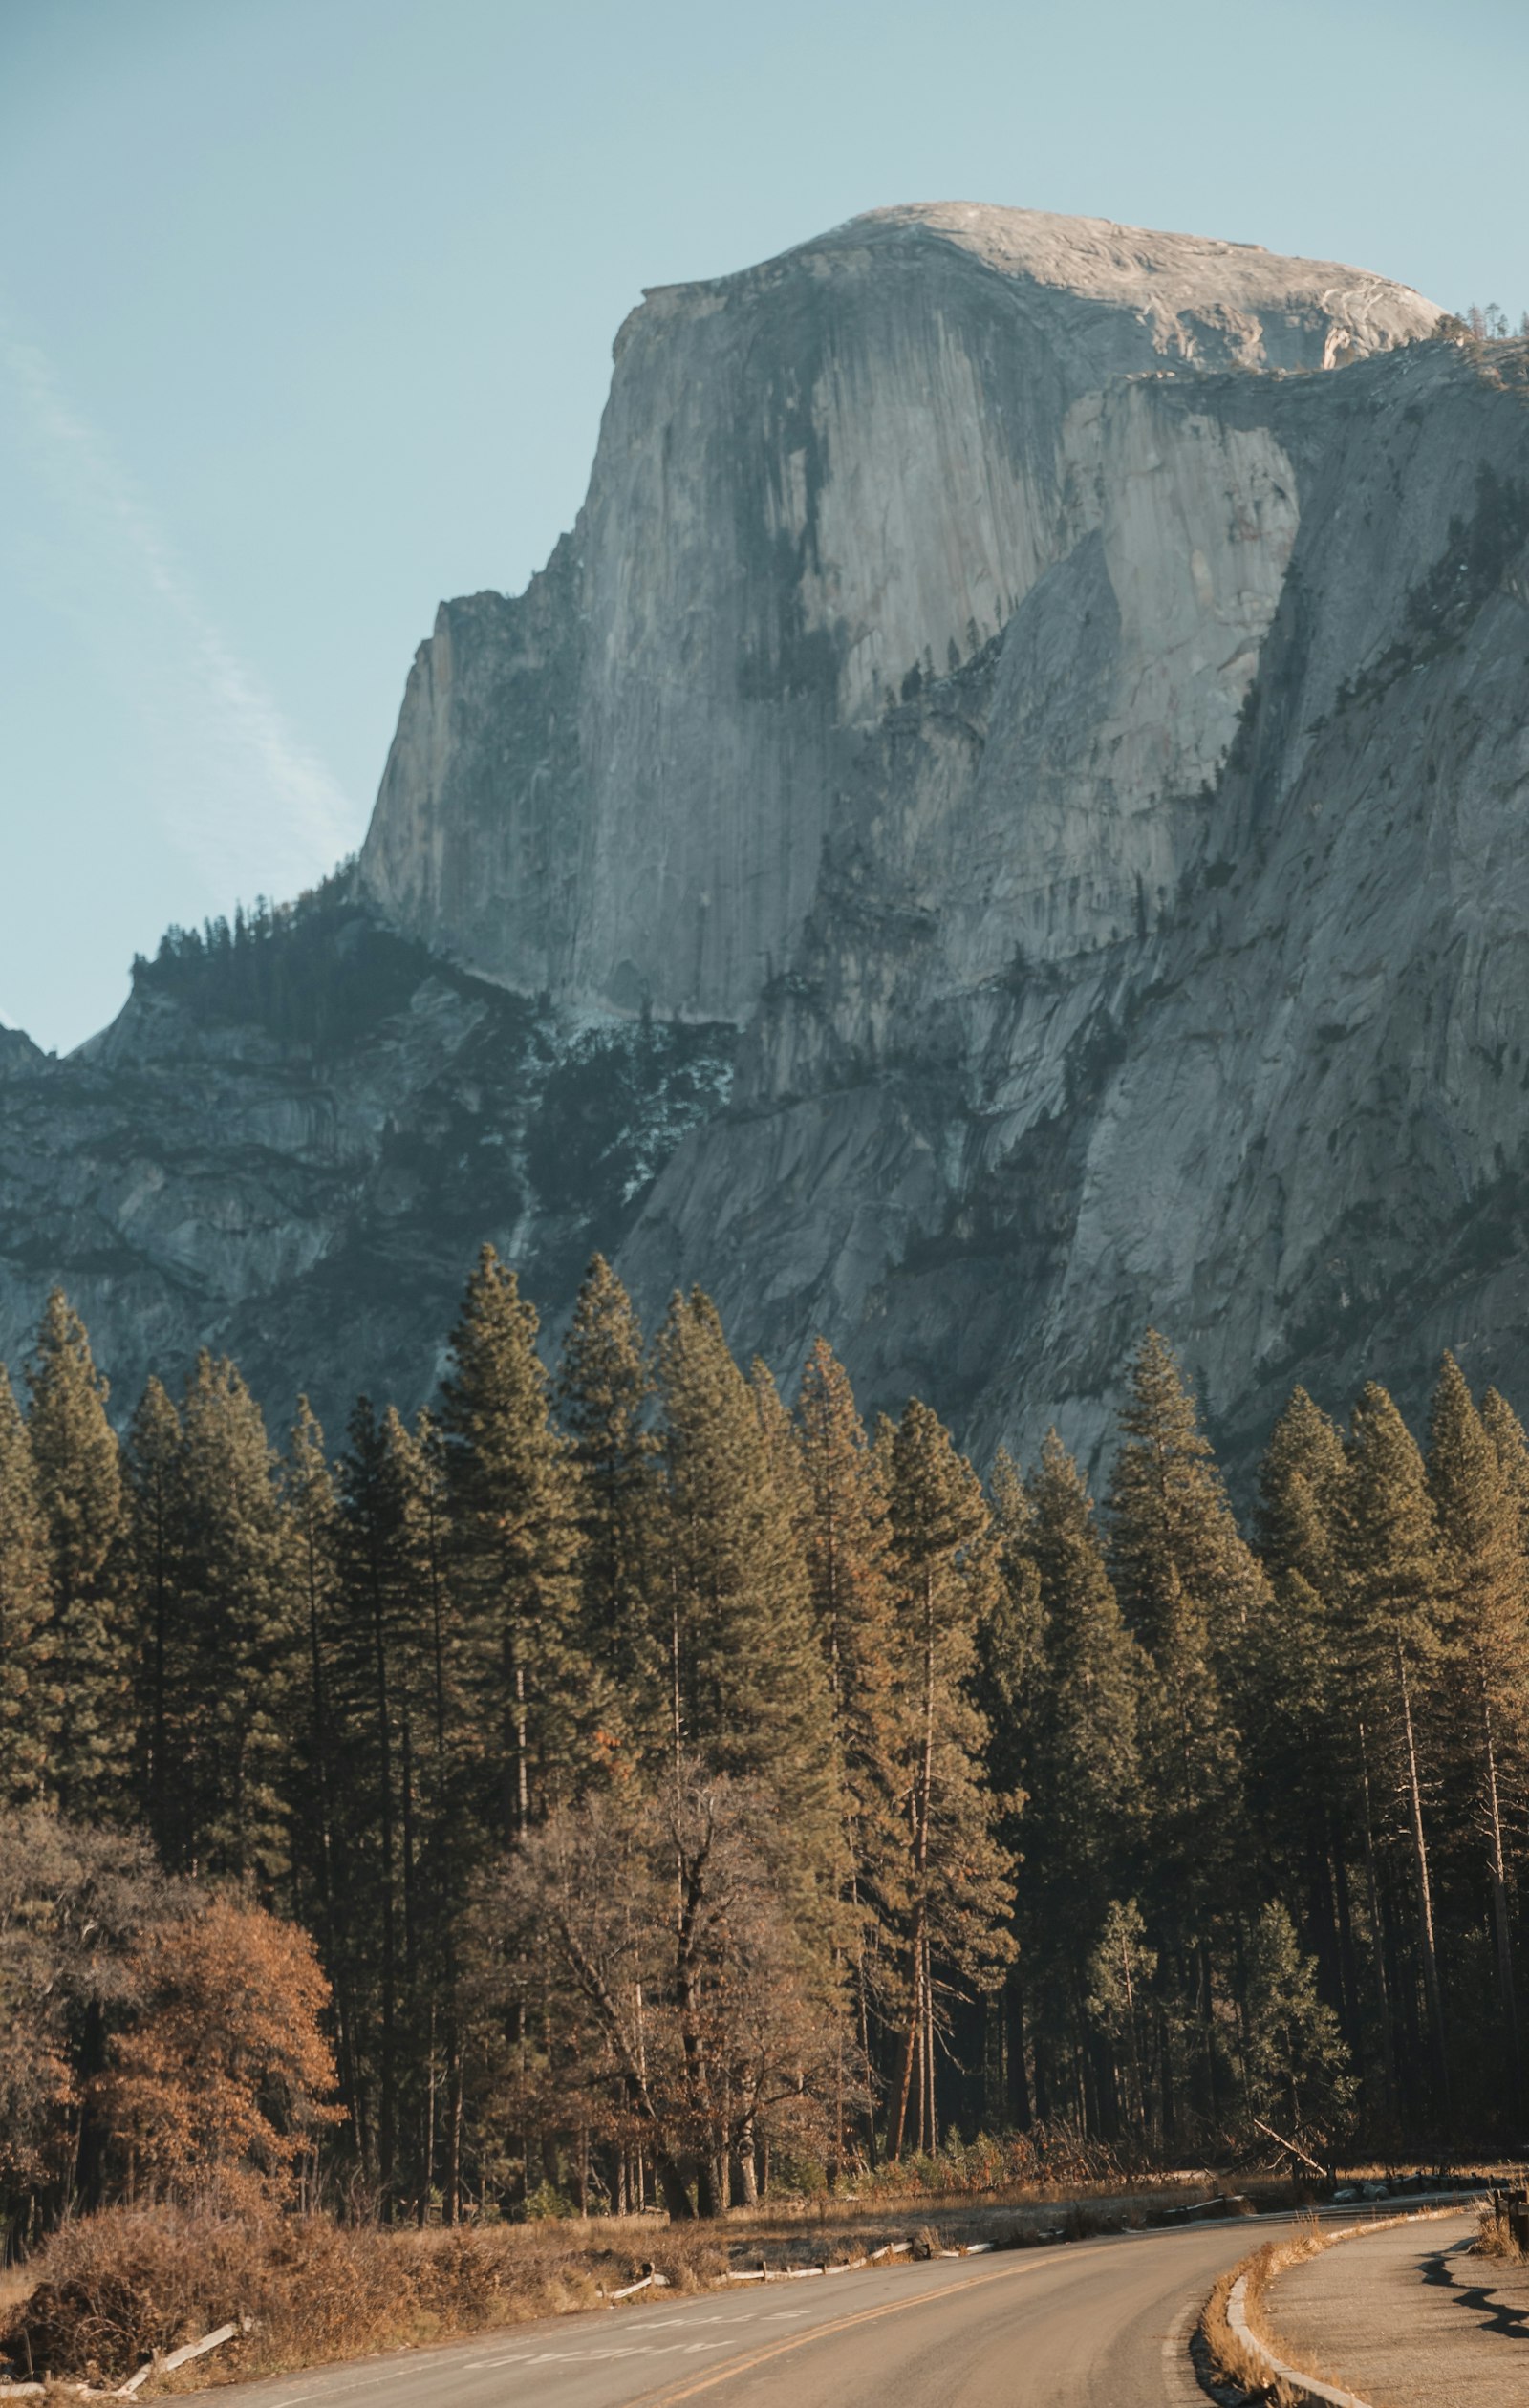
[101,1899,341,2209]
[0,1811,180,2238]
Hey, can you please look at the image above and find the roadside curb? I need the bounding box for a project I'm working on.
[1221,2204,1468,2408]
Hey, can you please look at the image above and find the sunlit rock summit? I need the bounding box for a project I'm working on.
[6,204,1529,1468]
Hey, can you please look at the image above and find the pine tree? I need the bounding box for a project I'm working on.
[1086,1899,1157,2140]
[1240,1901,1353,2137]
[1108,1331,1266,1679]
[1023,1430,1144,2135]
[0,1365,54,1804]
[1426,1353,1529,2102]
[173,1352,296,1884]
[1340,1382,1450,2110]
[121,1377,184,1856]
[984,1450,1044,1707]
[654,1291,835,1830]
[555,1256,662,1756]
[1106,1334,1254,2116]
[440,1245,585,1843]
[26,1290,126,1820]
[1247,1389,1358,2075]
[390,1407,472,2222]
[795,1341,899,1876]
[881,1397,1012,2157]
[1256,1387,1347,1600]
[1482,1386,1529,1541]
[334,1397,413,2201]
[979,1450,1044,1818]
[975,1447,1044,2132]
[282,1396,361,2147]
[794,1339,901,2152]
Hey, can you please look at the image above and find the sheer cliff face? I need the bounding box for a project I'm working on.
[356,204,1529,1468]
[357,205,1436,1022]
[9,206,1528,1469]
[621,342,1529,1470]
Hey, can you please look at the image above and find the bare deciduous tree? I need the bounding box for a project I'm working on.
[477,1768,856,2218]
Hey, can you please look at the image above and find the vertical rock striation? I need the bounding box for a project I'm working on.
[357,205,1436,1022]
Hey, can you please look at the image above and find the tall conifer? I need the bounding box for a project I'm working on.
[334,1397,414,2200]
[1427,1353,1529,2097]
[655,1291,834,1832]
[440,1245,584,1842]
[281,1396,360,2135]
[1482,1387,1529,1537]
[1247,1389,1357,2062]
[977,1448,1042,2128]
[555,1256,661,1752]
[174,1352,295,1883]
[1341,1382,1450,2108]
[26,1290,126,1820]
[0,1365,54,1803]
[1024,1431,1143,2129]
[392,1406,471,2220]
[795,1339,901,2140]
[881,1398,1012,2157]
[1107,1332,1256,2118]
[121,1377,184,1856]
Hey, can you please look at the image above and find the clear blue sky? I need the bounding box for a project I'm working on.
[2,0,1524,1052]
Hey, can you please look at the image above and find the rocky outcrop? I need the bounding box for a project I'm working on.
[0,907,732,1436]
[6,204,1529,1476]
[0,1028,45,1081]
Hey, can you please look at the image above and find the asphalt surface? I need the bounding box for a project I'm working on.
[181,2216,1276,2408]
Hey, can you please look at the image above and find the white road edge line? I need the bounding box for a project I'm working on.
[1161,2297,1201,2404]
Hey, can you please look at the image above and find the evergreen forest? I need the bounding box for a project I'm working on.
[4,1251,1529,2241]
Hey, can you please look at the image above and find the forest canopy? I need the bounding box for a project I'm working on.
[2,1258,1525,2241]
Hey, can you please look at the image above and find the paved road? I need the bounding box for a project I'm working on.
[1269,2207,1526,2407]
[183,2217,1277,2408]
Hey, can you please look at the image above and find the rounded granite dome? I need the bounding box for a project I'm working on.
[804,200,1444,367]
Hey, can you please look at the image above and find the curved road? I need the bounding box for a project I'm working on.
[183,2217,1281,2408]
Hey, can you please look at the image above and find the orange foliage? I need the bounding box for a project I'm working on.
[100,1899,342,2207]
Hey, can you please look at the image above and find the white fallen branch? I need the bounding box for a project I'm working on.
[610,2270,672,2302]
[116,2318,252,2397]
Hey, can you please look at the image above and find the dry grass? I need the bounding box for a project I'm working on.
[1197,2220,1334,2404]
[0,2208,731,2392]
[1475,2206,1529,2264]
[0,2266,35,2313]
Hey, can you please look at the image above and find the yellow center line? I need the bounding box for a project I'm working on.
[634,2258,1041,2405]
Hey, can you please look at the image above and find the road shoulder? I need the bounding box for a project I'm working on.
[1264,2210,1526,2408]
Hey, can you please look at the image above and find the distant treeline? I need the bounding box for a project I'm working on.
[2,1255,1526,2231]
[1458,303,1529,340]
[128,879,449,1053]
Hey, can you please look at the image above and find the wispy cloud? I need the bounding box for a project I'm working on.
[3,319,363,902]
